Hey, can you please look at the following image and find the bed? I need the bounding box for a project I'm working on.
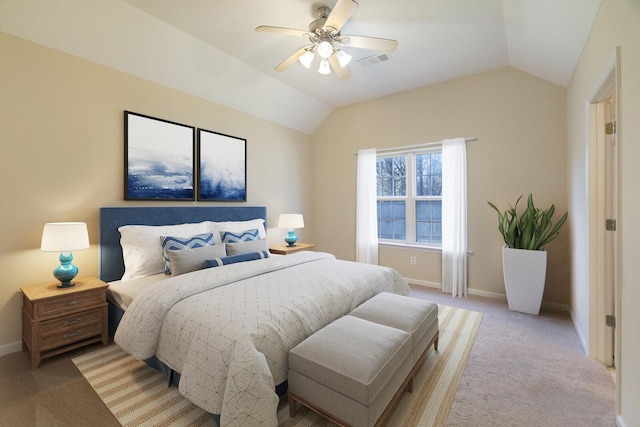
[99,206,410,427]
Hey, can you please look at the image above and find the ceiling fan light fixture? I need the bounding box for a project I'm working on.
[318,58,331,75]
[257,0,398,79]
[336,50,352,67]
[317,41,333,59]
[299,51,314,68]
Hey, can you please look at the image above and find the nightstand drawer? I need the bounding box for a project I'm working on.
[40,307,103,336]
[40,312,103,351]
[36,290,104,320]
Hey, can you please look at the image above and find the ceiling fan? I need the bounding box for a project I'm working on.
[256,0,398,80]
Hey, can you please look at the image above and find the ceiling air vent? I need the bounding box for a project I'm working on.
[356,53,393,67]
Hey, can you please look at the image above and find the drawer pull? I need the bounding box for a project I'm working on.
[64,330,81,338]
[67,301,77,306]
[64,318,81,326]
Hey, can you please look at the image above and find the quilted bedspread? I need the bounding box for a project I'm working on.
[114,251,409,427]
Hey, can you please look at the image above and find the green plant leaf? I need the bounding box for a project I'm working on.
[488,194,567,250]
[538,211,568,248]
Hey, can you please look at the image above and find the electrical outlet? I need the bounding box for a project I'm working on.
[410,256,416,265]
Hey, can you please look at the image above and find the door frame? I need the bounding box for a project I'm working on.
[586,46,621,405]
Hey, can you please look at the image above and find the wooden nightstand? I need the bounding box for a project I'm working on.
[21,276,108,369]
[269,243,316,255]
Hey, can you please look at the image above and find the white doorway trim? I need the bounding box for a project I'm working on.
[586,46,621,413]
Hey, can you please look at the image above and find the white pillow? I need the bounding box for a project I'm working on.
[206,219,266,243]
[118,222,209,281]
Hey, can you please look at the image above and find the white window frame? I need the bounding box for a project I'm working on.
[376,147,442,248]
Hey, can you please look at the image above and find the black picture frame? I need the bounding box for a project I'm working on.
[124,111,195,201]
[197,128,247,202]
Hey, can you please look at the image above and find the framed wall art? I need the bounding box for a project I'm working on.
[124,111,195,201]
[197,128,247,202]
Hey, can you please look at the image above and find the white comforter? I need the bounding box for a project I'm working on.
[115,251,410,427]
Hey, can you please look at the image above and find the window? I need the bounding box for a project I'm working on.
[376,149,442,246]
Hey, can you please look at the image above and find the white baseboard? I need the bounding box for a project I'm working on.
[468,288,507,301]
[570,310,589,355]
[616,415,627,427]
[0,340,22,357]
[404,278,441,289]
[405,278,569,312]
[541,300,570,313]
[407,278,508,300]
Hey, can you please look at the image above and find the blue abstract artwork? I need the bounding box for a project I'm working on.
[125,111,195,200]
[198,129,246,201]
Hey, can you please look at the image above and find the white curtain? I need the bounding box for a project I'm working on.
[356,148,378,264]
[441,138,468,297]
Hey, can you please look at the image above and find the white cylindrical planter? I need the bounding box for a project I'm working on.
[502,246,547,315]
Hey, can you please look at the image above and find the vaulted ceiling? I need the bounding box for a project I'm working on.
[0,0,602,134]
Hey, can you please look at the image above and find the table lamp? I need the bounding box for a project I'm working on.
[278,214,304,247]
[41,222,90,288]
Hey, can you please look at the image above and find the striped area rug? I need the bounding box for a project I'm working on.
[73,305,482,427]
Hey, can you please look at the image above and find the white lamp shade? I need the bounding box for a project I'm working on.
[318,58,331,75]
[278,214,304,229]
[337,50,352,67]
[41,222,90,252]
[299,51,314,68]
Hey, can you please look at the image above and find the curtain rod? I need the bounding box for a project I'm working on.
[353,137,478,155]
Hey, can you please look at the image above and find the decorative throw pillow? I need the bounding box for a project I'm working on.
[166,245,227,277]
[202,250,269,269]
[226,238,269,256]
[220,228,260,243]
[118,222,209,281]
[207,219,266,243]
[160,232,216,275]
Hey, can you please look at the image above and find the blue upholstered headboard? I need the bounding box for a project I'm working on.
[99,206,267,282]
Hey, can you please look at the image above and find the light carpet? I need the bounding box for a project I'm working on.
[72,304,482,427]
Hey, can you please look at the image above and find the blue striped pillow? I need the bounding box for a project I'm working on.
[220,228,260,243]
[202,250,269,269]
[160,232,216,275]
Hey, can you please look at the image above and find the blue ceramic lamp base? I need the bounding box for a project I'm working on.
[54,252,78,288]
[284,230,298,247]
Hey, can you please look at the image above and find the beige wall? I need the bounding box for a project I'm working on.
[567,0,640,424]
[0,32,313,351]
[311,67,569,305]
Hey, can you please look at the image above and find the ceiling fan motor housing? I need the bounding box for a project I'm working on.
[309,6,332,34]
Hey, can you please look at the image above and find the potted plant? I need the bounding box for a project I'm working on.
[488,194,568,315]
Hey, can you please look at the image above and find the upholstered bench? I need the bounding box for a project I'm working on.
[288,315,413,427]
[288,294,439,426]
[350,292,439,375]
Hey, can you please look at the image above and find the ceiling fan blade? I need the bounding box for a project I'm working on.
[340,34,398,52]
[324,0,358,33]
[329,55,351,80]
[274,46,311,72]
[256,25,308,38]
